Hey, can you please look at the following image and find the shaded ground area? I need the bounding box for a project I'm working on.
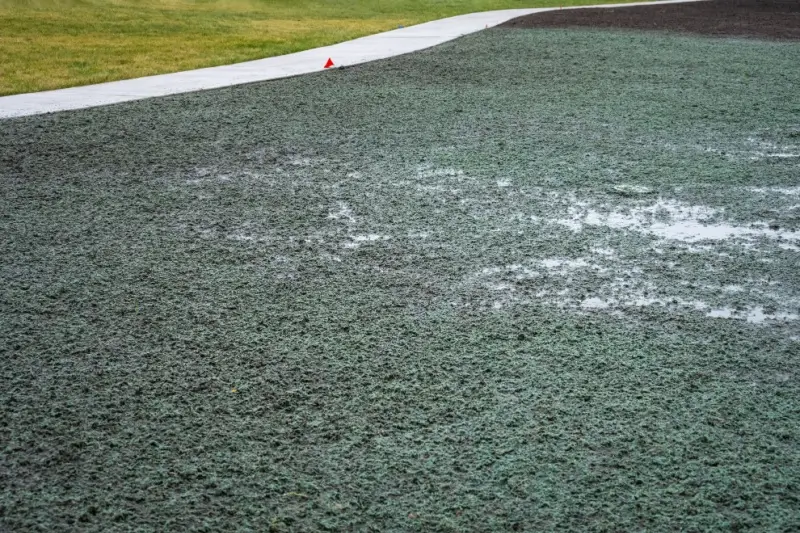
[501,0,800,40]
[2,22,800,533]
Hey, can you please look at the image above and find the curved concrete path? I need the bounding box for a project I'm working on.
[0,0,701,119]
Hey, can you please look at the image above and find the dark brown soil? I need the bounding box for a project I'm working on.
[499,0,800,40]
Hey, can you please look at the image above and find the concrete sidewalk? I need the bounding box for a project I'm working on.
[0,0,702,119]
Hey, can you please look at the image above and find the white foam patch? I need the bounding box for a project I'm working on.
[321,253,342,262]
[611,184,652,196]
[497,179,512,188]
[747,187,800,196]
[551,197,800,246]
[328,202,356,224]
[571,288,798,324]
[473,252,799,328]
[706,307,799,324]
[343,234,390,248]
[228,233,263,242]
[184,166,229,184]
[416,184,446,192]
[722,285,744,293]
[539,257,608,273]
[288,156,313,166]
[581,297,610,309]
[700,137,800,161]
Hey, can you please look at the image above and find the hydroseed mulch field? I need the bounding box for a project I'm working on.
[2,4,800,532]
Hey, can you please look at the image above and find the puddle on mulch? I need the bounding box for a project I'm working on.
[549,195,800,245]
[465,185,799,328]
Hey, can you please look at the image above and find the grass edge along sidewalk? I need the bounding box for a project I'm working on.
[0,0,642,96]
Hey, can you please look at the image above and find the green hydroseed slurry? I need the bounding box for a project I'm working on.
[1,29,799,531]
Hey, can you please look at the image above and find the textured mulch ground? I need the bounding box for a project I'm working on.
[2,2,800,532]
[500,0,800,40]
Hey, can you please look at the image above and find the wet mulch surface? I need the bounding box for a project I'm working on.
[499,0,800,40]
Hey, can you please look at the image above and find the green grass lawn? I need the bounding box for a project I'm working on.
[0,0,633,96]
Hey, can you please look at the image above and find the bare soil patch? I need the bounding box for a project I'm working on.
[499,0,800,40]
